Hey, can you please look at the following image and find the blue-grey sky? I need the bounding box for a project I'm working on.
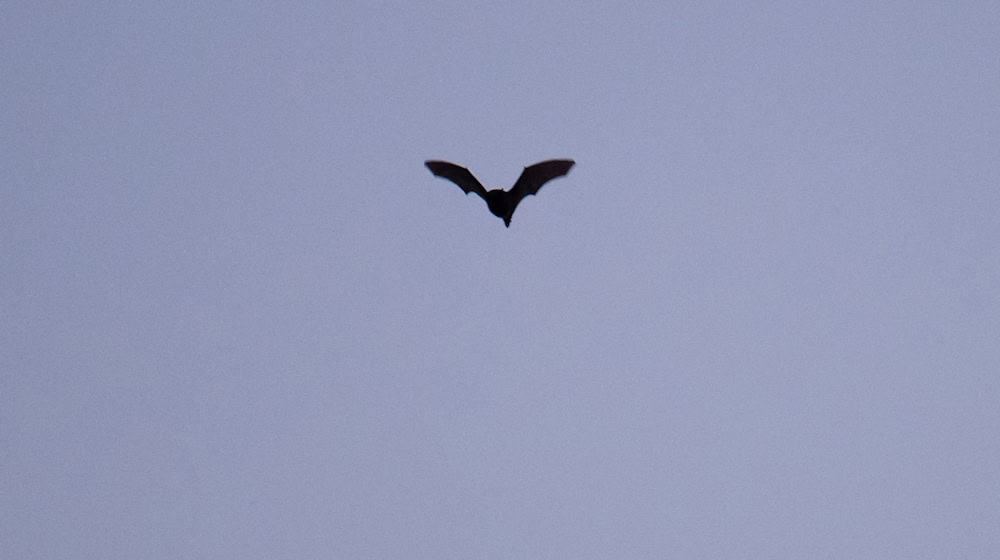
[4,3,999,558]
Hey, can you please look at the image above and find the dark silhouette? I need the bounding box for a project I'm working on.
[424,159,575,227]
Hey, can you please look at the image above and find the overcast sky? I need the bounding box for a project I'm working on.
[4,3,999,558]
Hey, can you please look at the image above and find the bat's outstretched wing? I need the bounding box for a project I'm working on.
[509,159,575,206]
[424,160,488,199]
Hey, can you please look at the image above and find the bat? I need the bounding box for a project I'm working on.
[424,159,575,227]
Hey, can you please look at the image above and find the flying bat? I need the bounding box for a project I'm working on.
[424,159,575,227]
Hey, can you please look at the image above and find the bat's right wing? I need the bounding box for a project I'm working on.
[509,159,575,205]
[425,160,488,199]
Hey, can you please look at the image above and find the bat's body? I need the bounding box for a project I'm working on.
[424,159,575,227]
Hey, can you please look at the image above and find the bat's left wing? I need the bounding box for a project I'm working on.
[509,159,575,206]
[424,160,488,200]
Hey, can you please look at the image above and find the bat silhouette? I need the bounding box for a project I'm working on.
[424,159,575,227]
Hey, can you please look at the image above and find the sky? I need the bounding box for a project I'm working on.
[3,3,999,558]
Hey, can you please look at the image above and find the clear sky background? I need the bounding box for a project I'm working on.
[3,3,999,558]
